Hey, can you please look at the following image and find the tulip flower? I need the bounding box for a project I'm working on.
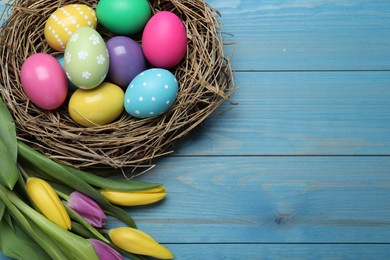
[88,239,124,260]
[68,191,106,228]
[26,177,71,230]
[109,227,173,259]
[0,185,99,260]
[101,186,167,206]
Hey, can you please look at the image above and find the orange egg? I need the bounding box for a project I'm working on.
[44,4,97,51]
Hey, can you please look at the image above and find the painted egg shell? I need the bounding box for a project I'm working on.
[44,4,97,51]
[124,68,178,118]
[96,0,151,35]
[107,36,146,88]
[57,57,78,92]
[64,27,109,89]
[68,82,124,127]
[142,11,187,69]
[20,53,67,110]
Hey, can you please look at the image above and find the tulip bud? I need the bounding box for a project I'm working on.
[88,239,124,260]
[109,227,173,259]
[26,177,71,230]
[68,191,106,228]
[101,186,167,206]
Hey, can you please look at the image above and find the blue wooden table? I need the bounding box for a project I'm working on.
[2,0,390,259]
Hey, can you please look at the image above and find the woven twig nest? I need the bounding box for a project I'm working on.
[0,0,233,169]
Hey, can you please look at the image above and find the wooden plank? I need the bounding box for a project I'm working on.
[106,156,390,244]
[174,71,390,156]
[207,0,390,71]
[1,244,390,260]
[163,244,390,260]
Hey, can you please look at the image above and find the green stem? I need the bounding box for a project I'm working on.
[56,190,69,201]
[0,185,66,259]
[0,185,99,260]
[63,164,162,191]
[63,203,111,244]
[17,141,136,228]
[71,221,96,238]
[18,164,30,180]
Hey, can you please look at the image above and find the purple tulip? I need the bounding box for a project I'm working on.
[88,239,124,260]
[68,191,106,228]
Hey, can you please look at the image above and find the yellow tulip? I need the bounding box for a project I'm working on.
[109,227,173,259]
[26,177,71,230]
[101,186,167,206]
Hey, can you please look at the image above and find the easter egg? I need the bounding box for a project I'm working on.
[20,53,67,110]
[96,0,151,35]
[68,82,124,127]
[106,36,146,88]
[57,57,78,92]
[44,4,97,51]
[142,11,187,69]
[64,27,109,89]
[124,69,178,118]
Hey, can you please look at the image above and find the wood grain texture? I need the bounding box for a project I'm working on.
[105,156,390,244]
[207,0,390,71]
[175,71,390,156]
[164,244,390,260]
[1,0,390,259]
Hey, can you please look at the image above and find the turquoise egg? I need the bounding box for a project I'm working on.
[124,69,178,118]
[57,57,78,92]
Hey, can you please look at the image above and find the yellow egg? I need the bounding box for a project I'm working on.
[68,82,124,127]
[44,4,97,51]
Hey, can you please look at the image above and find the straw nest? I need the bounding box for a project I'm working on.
[0,0,233,169]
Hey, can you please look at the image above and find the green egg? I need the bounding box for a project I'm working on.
[64,27,109,89]
[96,0,151,35]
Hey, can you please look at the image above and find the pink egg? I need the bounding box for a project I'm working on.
[142,11,187,69]
[20,53,67,110]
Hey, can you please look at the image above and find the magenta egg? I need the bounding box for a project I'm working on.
[142,11,187,69]
[20,53,68,110]
[107,36,146,88]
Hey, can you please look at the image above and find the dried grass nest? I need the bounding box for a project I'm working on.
[0,0,233,169]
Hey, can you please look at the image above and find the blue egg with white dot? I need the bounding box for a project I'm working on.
[124,68,178,118]
[57,56,78,92]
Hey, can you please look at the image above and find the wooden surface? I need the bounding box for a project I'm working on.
[2,0,390,259]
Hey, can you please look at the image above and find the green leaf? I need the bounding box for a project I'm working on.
[27,220,71,260]
[64,204,110,244]
[0,97,17,163]
[3,211,13,231]
[70,221,96,238]
[0,200,5,221]
[18,161,58,183]
[0,97,20,190]
[1,186,99,260]
[0,186,68,259]
[64,165,163,191]
[0,138,19,189]
[17,141,137,228]
[0,217,51,260]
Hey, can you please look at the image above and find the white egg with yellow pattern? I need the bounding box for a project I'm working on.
[64,27,109,89]
[44,4,97,51]
[124,68,178,118]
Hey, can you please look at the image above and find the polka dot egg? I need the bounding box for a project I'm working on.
[44,4,97,51]
[124,68,178,118]
[64,27,109,89]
